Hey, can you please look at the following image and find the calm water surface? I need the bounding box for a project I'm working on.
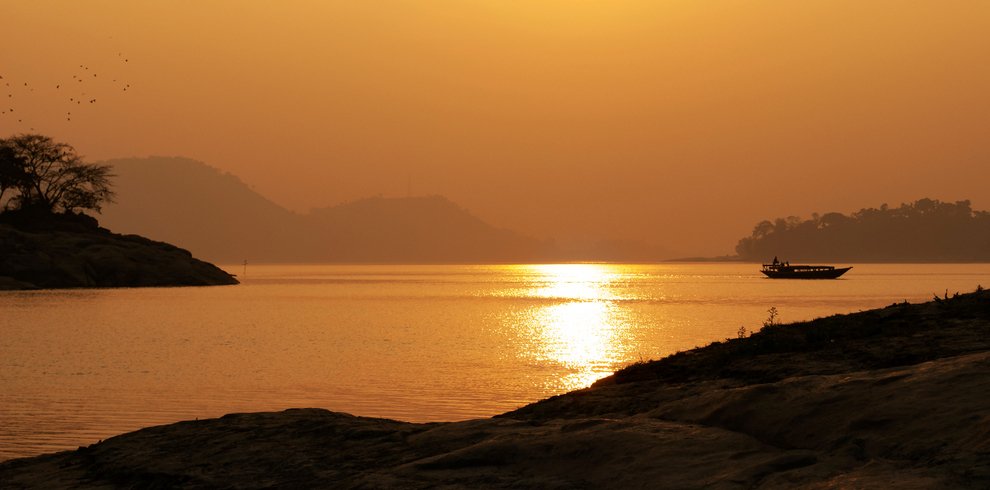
[2,263,989,460]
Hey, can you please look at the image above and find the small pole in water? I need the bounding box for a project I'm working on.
[242,259,248,278]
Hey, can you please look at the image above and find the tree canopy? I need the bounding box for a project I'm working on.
[735,199,990,262]
[0,134,114,214]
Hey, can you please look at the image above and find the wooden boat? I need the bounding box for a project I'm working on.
[761,263,851,279]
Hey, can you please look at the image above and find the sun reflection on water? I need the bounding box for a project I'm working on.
[528,263,618,301]
[514,264,632,392]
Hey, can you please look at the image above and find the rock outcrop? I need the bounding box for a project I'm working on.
[0,213,237,290]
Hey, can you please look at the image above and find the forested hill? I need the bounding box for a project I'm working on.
[735,199,990,262]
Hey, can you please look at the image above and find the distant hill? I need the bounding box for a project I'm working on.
[305,196,549,263]
[100,158,308,262]
[100,158,550,263]
[735,198,990,262]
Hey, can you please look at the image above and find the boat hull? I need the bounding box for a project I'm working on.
[761,267,852,279]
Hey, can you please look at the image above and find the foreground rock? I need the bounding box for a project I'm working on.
[2,291,989,488]
[0,214,237,290]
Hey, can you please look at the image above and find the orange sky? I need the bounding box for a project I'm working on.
[3,1,989,255]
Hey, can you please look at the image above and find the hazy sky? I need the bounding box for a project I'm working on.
[3,1,989,255]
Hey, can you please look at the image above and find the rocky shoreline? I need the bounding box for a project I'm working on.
[0,217,237,290]
[2,290,988,488]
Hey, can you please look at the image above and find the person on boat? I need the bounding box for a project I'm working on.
[772,256,779,265]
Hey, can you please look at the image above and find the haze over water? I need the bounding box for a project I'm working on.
[2,262,989,461]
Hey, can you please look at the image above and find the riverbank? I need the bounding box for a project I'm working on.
[2,289,988,488]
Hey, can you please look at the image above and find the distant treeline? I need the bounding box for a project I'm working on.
[735,198,990,262]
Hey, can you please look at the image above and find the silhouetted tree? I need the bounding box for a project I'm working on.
[0,144,29,209]
[0,134,114,214]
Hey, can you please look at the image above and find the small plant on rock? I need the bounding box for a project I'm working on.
[763,306,780,329]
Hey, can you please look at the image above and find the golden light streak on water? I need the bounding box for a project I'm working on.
[519,264,629,391]
[527,263,619,301]
[535,301,623,389]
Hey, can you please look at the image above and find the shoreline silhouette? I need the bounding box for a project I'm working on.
[0,213,236,290]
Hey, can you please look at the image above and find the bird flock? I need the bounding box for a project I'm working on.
[0,51,132,131]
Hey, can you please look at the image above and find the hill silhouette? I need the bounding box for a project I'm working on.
[736,199,990,262]
[100,158,550,263]
[99,158,308,262]
[306,196,549,263]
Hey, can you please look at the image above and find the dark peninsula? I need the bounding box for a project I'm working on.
[2,288,988,488]
[0,212,237,290]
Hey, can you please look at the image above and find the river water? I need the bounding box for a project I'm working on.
[2,262,988,460]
